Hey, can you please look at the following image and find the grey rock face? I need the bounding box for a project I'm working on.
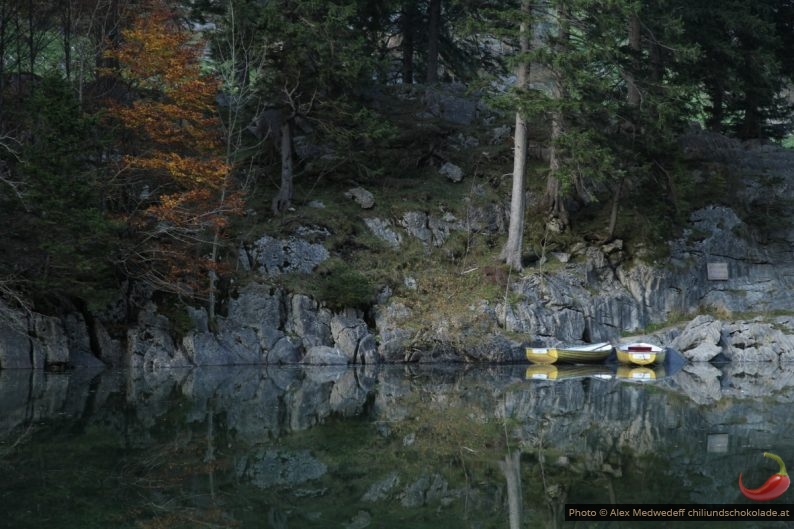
[93,321,124,366]
[128,303,191,370]
[30,314,70,368]
[331,313,379,364]
[181,325,261,366]
[240,235,328,276]
[287,295,333,349]
[0,300,105,369]
[0,304,32,369]
[463,334,525,363]
[421,83,478,125]
[722,321,794,362]
[374,302,414,362]
[466,202,507,235]
[228,285,285,348]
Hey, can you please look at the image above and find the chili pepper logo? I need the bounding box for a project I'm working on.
[738,452,791,501]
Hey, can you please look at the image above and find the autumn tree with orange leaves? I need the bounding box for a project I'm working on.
[107,0,242,324]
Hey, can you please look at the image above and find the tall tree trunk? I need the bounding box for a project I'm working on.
[608,9,641,240]
[649,39,663,84]
[0,1,7,121]
[272,118,294,213]
[62,0,71,81]
[626,11,641,107]
[607,177,622,240]
[544,1,568,229]
[15,9,22,95]
[740,92,761,139]
[27,0,34,76]
[400,1,416,84]
[98,0,119,73]
[500,0,531,271]
[425,0,441,83]
[706,81,723,132]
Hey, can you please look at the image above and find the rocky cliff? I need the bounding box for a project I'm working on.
[2,128,794,370]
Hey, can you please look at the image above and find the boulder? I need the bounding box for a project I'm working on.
[399,211,432,244]
[364,218,402,249]
[345,187,375,209]
[301,346,348,365]
[331,313,375,364]
[239,449,327,489]
[267,336,303,364]
[671,315,723,362]
[439,162,463,183]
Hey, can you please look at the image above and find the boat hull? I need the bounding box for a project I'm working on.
[616,343,666,366]
[526,343,613,365]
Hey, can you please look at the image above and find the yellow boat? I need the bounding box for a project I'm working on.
[525,364,615,381]
[616,342,666,366]
[525,342,613,365]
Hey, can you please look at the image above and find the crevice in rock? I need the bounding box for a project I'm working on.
[25,312,34,369]
[76,300,105,364]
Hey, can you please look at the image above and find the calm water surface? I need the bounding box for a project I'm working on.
[2,362,794,528]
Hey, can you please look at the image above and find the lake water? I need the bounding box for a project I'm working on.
[2,362,794,528]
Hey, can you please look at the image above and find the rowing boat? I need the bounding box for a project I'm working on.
[525,342,613,365]
[616,342,666,366]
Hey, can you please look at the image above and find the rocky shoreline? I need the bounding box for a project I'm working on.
[2,130,794,371]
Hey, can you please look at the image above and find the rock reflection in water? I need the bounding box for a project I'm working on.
[1,363,794,528]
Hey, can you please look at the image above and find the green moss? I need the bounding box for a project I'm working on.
[313,259,377,310]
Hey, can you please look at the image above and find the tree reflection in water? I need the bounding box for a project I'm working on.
[2,363,794,528]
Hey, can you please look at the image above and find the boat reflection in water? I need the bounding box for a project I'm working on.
[525,363,615,381]
[0,359,791,528]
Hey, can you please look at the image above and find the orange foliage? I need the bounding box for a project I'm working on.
[107,0,242,297]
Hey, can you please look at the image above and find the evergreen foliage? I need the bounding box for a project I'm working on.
[0,0,792,313]
[0,74,117,305]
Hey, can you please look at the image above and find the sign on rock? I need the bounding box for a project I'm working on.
[707,262,729,281]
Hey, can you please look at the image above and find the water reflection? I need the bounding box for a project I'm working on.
[1,363,794,528]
